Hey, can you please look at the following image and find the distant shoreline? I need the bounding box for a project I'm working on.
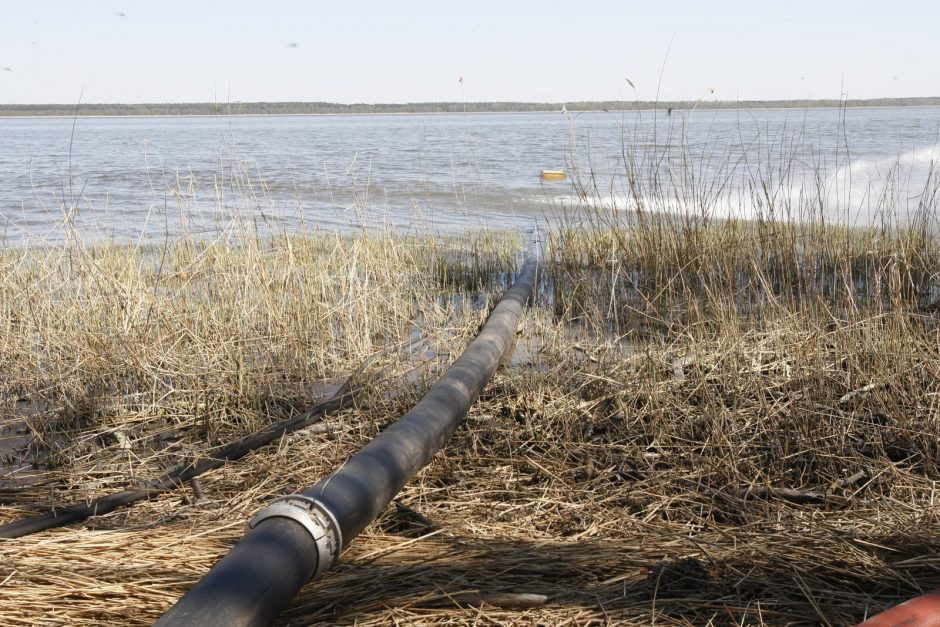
[1,97,939,118]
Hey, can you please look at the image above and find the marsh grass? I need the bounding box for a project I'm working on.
[3,111,940,625]
[0,214,522,496]
[506,113,940,623]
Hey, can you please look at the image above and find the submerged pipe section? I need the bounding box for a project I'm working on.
[156,257,538,627]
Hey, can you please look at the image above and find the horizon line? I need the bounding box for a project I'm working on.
[1,97,939,119]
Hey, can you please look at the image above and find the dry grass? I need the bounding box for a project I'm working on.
[0,225,520,505]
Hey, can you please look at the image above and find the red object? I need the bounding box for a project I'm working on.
[858,590,940,626]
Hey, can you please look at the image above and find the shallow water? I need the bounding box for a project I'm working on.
[0,400,47,491]
[0,107,938,244]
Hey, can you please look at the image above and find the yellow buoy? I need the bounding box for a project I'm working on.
[540,170,567,181]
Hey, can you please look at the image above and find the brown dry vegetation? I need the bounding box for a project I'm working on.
[3,129,940,625]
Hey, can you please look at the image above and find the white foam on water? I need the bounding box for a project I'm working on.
[524,143,940,230]
[823,144,940,225]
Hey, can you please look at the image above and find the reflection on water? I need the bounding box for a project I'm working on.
[0,107,938,244]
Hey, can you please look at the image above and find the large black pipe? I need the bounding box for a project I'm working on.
[156,256,538,626]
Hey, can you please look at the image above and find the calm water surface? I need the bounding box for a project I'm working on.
[0,108,938,243]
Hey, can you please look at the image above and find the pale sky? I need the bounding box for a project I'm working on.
[0,0,937,104]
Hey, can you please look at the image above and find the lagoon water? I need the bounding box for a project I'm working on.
[0,107,939,243]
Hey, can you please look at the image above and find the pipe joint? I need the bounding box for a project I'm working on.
[248,495,342,580]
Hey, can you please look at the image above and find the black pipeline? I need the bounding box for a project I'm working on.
[155,257,538,627]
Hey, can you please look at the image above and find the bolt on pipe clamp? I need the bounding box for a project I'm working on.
[248,495,342,580]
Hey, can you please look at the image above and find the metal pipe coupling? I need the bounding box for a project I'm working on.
[248,495,342,580]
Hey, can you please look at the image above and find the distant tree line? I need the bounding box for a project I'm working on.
[1,97,939,117]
